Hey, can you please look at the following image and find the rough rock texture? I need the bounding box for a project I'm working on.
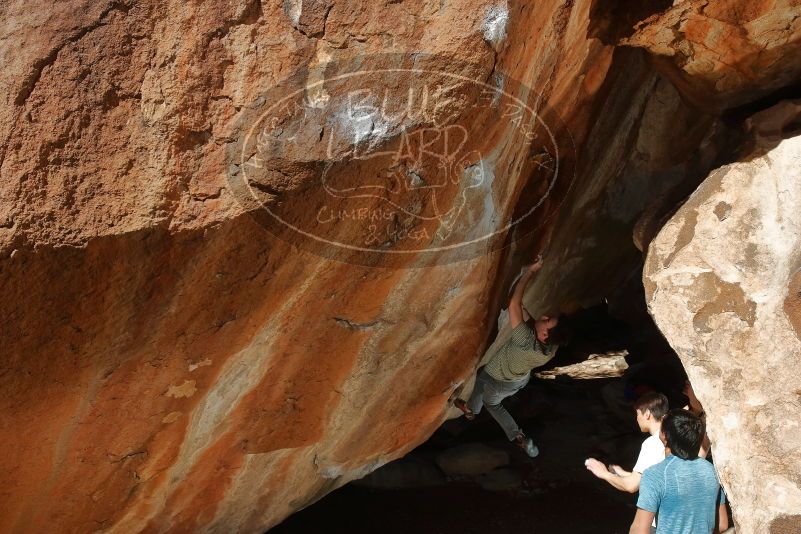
[623,0,801,110]
[1,0,801,533]
[0,1,632,531]
[534,350,628,380]
[485,67,736,362]
[644,103,801,534]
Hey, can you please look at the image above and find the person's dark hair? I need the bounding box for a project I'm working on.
[633,392,669,421]
[661,409,705,460]
[545,316,569,345]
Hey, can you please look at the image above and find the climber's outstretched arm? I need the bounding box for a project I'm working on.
[508,255,543,328]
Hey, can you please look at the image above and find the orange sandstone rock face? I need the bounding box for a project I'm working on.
[0,1,799,533]
[622,0,801,110]
[0,1,615,531]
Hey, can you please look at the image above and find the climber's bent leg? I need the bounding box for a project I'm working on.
[481,374,530,441]
[466,368,490,415]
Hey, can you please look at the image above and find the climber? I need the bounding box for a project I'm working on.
[453,254,561,458]
[629,409,729,534]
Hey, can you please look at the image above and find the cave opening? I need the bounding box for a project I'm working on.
[271,280,692,534]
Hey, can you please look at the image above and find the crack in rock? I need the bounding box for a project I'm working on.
[333,317,383,331]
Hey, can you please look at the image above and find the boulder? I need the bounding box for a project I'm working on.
[0,0,616,531]
[644,102,801,533]
[623,0,801,110]
[476,467,523,492]
[435,443,510,477]
[0,1,658,530]
[351,456,445,489]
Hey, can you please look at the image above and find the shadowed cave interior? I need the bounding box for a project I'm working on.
[271,278,700,534]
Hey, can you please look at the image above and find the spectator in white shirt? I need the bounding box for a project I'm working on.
[586,392,669,533]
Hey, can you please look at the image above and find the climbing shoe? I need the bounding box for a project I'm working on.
[453,398,475,421]
[514,433,539,458]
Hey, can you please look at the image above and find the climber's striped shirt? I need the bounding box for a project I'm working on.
[484,322,557,381]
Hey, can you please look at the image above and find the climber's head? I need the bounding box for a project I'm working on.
[534,315,559,343]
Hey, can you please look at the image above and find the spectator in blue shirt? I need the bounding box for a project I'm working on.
[629,409,729,534]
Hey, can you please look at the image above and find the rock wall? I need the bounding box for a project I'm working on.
[1,0,800,532]
[644,102,801,533]
[0,1,623,531]
[623,0,801,110]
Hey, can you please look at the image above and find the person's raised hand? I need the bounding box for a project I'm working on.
[609,464,625,476]
[584,458,609,479]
